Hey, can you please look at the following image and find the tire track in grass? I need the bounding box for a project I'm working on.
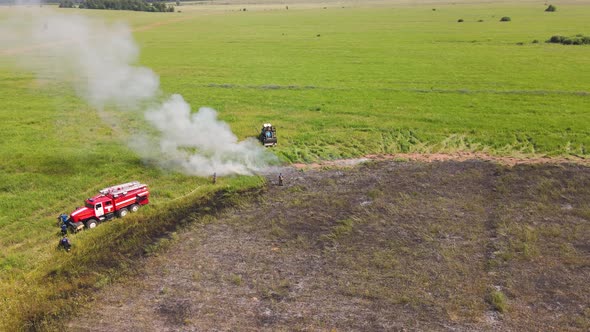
[132,16,193,33]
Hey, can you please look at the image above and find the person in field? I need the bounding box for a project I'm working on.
[60,236,71,252]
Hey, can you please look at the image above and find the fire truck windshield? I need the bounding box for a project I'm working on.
[85,202,94,209]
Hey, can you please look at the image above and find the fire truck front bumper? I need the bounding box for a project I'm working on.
[68,221,85,232]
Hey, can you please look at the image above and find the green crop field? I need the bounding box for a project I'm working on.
[0,0,589,329]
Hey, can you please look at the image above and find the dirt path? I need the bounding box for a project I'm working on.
[67,160,590,331]
[292,152,589,170]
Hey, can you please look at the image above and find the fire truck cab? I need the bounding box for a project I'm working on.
[67,181,149,230]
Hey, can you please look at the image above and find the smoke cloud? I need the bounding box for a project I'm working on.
[0,8,275,176]
[140,94,273,176]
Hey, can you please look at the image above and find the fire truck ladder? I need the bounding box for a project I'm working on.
[99,181,146,196]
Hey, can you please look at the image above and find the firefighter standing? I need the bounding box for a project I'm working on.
[58,213,68,235]
[58,213,68,225]
[278,173,284,186]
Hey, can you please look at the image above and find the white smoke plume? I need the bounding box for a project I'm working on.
[141,94,273,176]
[0,8,275,176]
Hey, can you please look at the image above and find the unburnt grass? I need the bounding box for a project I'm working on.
[67,160,590,331]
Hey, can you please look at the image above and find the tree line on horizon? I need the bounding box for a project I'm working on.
[0,0,175,11]
[58,0,174,12]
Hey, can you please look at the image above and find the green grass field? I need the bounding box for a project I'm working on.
[144,2,590,161]
[0,0,589,329]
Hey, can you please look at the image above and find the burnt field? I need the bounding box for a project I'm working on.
[68,161,590,331]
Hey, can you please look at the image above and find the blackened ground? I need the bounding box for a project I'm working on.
[68,160,590,331]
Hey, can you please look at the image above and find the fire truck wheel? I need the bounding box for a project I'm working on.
[130,204,140,213]
[86,219,98,229]
[118,208,129,218]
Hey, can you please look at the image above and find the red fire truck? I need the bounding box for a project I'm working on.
[66,181,150,230]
